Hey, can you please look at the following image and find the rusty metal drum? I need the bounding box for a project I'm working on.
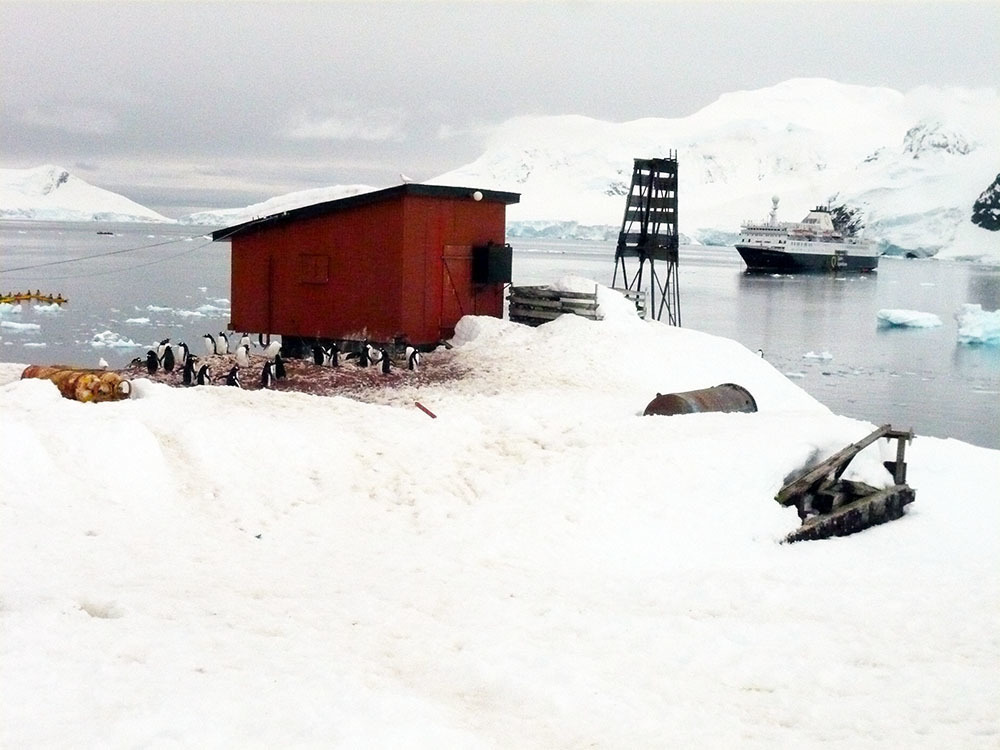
[643,383,757,416]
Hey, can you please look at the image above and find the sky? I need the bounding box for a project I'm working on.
[2,1,999,216]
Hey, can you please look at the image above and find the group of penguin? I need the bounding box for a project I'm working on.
[310,340,421,375]
[136,333,422,390]
[135,333,286,389]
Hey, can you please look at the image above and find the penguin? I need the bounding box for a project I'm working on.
[312,343,325,366]
[366,343,381,368]
[235,343,251,368]
[239,333,252,350]
[156,337,170,361]
[160,344,175,372]
[216,331,229,355]
[182,355,197,386]
[355,340,370,367]
[262,340,281,360]
[380,348,391,375]
[177,342,190,367]
[406,346,421,372]
[203,333,217,355]
[757,348,765,358]
[327,342,340,367]
[258,332,269,348]
[145,350,159,374]
[224,365,241,388]
[260,361,274,389]
[195,363,211,385]
[129,356,144,368]
[274,352,286,380]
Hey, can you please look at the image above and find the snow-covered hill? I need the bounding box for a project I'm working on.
[430,79,1000,262]
[0,165,173,223]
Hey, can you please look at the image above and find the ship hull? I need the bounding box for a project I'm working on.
[735,245,878,273]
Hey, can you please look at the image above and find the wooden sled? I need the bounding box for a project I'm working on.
[776,425,915,543]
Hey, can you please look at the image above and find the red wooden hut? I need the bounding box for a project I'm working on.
[211,183,519,352]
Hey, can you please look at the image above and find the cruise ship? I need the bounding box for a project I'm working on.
[735,197,879,273]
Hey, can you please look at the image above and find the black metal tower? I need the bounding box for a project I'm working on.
[612,156,680,325]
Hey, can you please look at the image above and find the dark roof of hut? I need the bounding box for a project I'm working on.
[211,183,520,241]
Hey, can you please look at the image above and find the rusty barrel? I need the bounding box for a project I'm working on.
[643,383,757,416]
[21,365,132,403]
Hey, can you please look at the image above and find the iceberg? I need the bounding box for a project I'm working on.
[877,309,943,328]
[955,303,1000,344]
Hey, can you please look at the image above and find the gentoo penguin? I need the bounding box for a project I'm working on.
[216,331,229,355]
[224,365,241,388]
[177,342,190,367]
[239,333,252,350]
[356,340,370,367]
[98,357,109,370]
[273,353,286,380]
[262,340,281,360]
[160,344,175,372]
[145,350,159,374]
[260,361,274,389]
[757,348,765,358]
[195,363,211,385]
[202,333,217,355]
[406,346,420,372]
[380,348,391,375]
[258,332,269,348]
[366,343,381,368]
[328,342,340,367]
[312,344,325,366]
[182,355,197,386]
[156,337,170,361]
[235,343,251,368]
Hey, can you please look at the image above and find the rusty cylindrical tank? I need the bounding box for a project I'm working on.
[21,365,132,403]
[643,383,757,416]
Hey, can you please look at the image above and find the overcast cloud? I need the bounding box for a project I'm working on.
[2,1,998,215]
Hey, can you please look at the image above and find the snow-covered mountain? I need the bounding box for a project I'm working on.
[0,165,173,223]
[429,79,1000,261]
[179,184,376,227]
[3,79,998,260]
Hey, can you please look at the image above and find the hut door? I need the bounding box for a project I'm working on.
[441,244,473,333]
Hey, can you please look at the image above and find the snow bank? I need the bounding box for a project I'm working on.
[1,305,997,749]
[876,308,943,328]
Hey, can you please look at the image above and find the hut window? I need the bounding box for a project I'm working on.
[299,253,329,284]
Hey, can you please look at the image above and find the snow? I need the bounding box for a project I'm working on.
[2,293,998,748]
[0,165,173,223]
[3,80,999,263]
[876,308,944,328]
[955,303,1000,344]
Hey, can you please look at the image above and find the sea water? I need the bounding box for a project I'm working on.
[2,221,998,449]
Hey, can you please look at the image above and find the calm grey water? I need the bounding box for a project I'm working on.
[2,221,998,449]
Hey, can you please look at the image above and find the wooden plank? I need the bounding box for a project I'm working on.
[775,424,893,506]
[784,485,915,543]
